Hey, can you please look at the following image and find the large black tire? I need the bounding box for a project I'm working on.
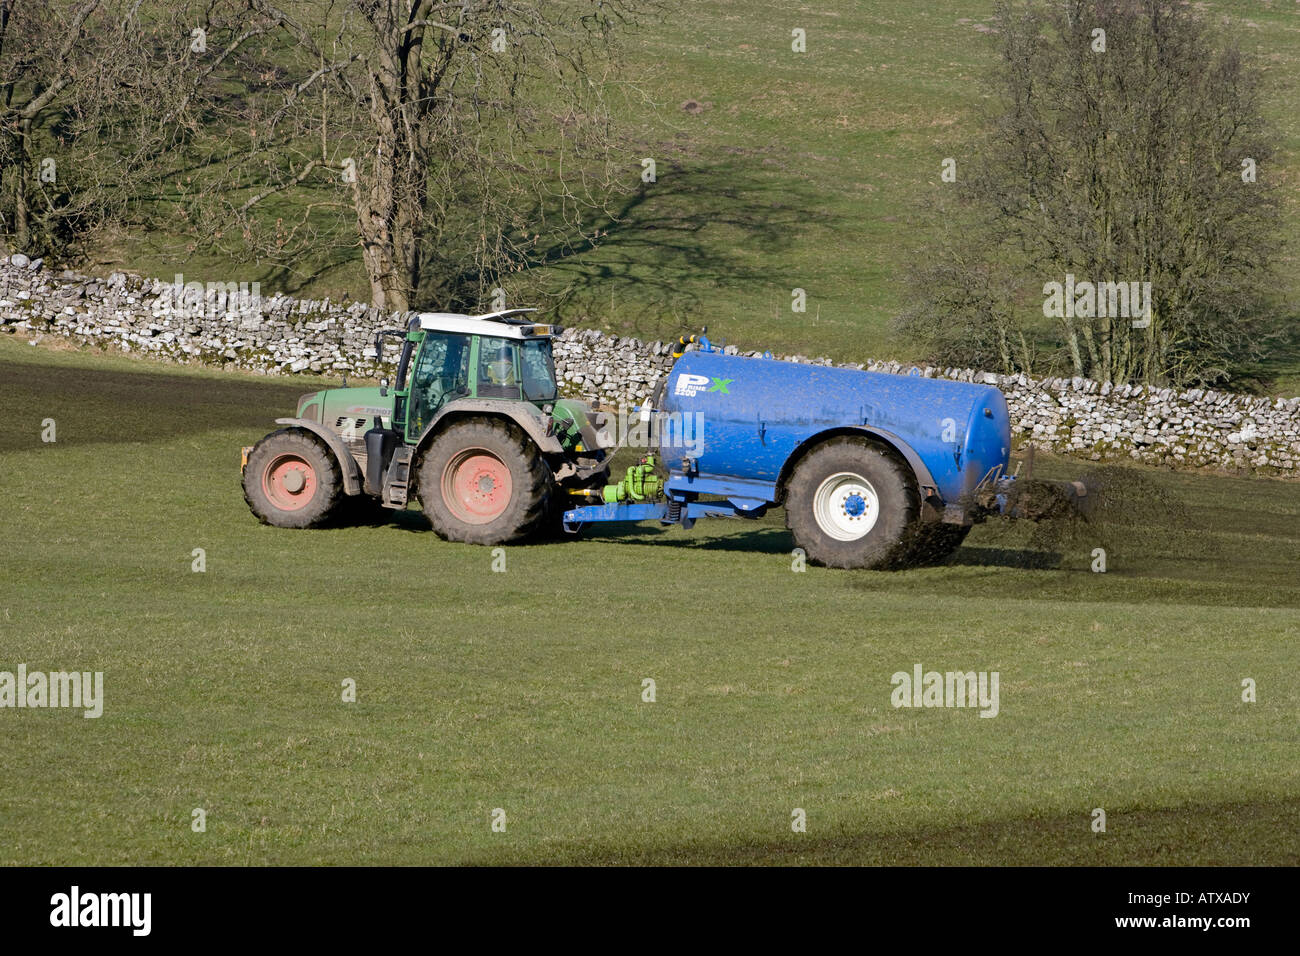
[784,438,919,569]
[901,522,971,567]
[243,428,344,528]
[417,419,552,545]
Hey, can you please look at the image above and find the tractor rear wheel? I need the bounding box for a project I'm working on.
[418,419,552,545]
[243,429,343,528]
[784,438,918,569]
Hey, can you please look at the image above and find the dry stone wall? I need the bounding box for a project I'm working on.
[3,256,1297,475]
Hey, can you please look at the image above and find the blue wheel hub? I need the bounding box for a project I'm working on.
[843,493,866,517]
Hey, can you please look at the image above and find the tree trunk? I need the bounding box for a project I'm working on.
[1081,324,1101,379]
[1064,320,1084,376]
[1098,313,1113,385]
[351,131,413,312]
[352,16,425,314]
[12,119,30,248]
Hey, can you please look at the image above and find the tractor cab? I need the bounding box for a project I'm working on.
[394,309,561,440]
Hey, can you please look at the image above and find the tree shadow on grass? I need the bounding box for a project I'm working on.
[944,546,1064,570]
[459,795,1300,866]
[426,157,840,339]
[0,356,311,453]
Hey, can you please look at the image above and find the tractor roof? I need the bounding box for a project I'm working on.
[417,308,551,340]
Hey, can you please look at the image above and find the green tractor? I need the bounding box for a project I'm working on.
[241,309,626,543]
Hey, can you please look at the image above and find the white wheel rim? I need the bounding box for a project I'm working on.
[813,472,880,541]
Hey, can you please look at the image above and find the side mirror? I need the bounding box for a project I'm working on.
[380,376,390,397]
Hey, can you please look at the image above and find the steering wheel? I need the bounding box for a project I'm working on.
[421,376,471,418]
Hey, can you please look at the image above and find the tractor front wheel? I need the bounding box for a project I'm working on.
[784,438,918,569]
[418,420,552,545]
[243,429,343,528]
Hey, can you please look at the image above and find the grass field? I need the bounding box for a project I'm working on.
[1,337,1297,865]
[97,0,1300,392]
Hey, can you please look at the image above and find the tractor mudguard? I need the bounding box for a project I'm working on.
[274,418,363,495]
[416,399,567,457]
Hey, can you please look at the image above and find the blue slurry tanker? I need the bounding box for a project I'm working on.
[562,334,1087,569]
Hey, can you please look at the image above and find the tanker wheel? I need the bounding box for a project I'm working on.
[418,419,552,545]
[902,522,971,567]
[784,438,919,569]
[243,428,343,528]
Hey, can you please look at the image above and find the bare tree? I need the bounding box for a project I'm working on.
[0,0,116,252]
[899,0,1282,387]
[0,0,269,259]
[176,0,648,311]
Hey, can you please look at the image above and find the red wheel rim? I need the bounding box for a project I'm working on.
[442,448,512,524]
[262,453,318,511]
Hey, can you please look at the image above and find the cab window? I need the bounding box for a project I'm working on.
[520,338,558,402]
[477,336,523,399]
[476,337,558,401]
[408,331,470,437]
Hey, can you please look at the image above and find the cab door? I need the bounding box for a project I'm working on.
[406,331,472,441]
